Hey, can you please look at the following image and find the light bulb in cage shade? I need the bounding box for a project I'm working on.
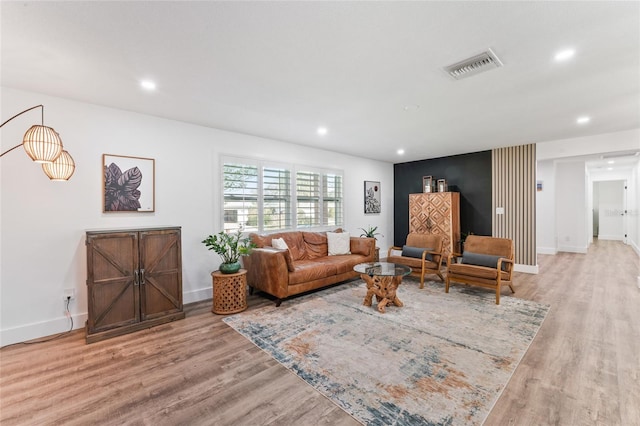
[22,125,64,163]
[42,150,75,181]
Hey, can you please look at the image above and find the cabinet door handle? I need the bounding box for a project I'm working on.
[140,268,145,284]
[134,270,139,286]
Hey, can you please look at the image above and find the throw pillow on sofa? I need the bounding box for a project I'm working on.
[327,232,351,255]
[272,237,289,250]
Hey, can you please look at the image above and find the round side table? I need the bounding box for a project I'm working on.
[211,269,247,315]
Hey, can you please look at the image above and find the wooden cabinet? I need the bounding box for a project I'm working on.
[409,192,461,256]
[85,227,184,343]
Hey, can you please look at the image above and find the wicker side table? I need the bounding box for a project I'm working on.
[211,269,247,315]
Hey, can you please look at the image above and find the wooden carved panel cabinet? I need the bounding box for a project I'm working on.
[85,226,185,343]
[409,192,461,256]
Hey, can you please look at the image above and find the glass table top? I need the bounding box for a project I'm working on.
[353,262,412,277]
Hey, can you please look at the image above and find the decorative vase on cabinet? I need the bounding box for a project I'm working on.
[85,226,185,343]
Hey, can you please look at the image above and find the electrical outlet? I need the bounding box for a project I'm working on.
[63,288,75,300]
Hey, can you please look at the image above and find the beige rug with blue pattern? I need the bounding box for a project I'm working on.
[223,277,549,425]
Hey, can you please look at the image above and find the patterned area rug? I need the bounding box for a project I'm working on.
[223,278,549,425]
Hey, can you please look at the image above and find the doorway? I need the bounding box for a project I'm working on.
[592,180,627,243]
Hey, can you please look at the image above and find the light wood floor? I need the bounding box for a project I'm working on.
[1,240,638,425]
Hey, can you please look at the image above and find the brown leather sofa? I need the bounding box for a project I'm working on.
[244,230,376,306]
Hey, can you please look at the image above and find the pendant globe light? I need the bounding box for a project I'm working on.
[42,150,76,181]
[0,105,74,181]
[22,124,63,163]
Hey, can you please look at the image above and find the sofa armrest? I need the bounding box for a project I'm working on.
[350,237,376,261]
[243,248,290,299]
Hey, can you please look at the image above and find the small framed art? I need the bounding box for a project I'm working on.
[364,181,381,214]
[103,154,155,212]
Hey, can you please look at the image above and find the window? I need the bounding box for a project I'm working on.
[323,173,343,226]
[263,166,291,231]
[222,162,258,231]
[296,170,320,228]
[222,157,343,233]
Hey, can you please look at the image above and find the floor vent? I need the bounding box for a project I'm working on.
[444,48,503,80]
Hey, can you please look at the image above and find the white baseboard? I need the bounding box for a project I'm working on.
[536,247,558,255]
[630,240,640,257]
[184,286,212,304]
[1,312,87,348]
[597,235,624,241]
[1,287,213,347]
[557,245,588,254]
[514,263,538,274]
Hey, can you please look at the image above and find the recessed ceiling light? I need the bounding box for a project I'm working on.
[607,167,613,171]
[607,160,615,164]
[397,149,405,155]
[577,116,591,124]
[554,49,575,62]
[140,80,156,90]
[317,127,328,136]
[403,105,420,111]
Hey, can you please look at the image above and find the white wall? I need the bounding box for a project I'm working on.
[632,164,640,255]
[536,129,640,255]
[0,88,394,345]
[536,160,557,254]
[555,161,589,253]
[537,128,640,160]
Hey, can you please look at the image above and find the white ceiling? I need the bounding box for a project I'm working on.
[2,1,639,164]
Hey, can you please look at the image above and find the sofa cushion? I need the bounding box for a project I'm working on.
[462,251,508,271]
[448,263,511,281]
[401,245,433,261]
[327,232,351,255]
[301,231,329,259]
[288,260,338,285]
[280,232,307,260]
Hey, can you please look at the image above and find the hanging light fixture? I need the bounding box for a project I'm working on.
[23,124,63,163]
[42,150,76,181]
[0,105,74,181]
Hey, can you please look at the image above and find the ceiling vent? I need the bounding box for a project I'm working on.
[444,48,503,80]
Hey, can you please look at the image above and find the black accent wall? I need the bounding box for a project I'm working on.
[393,151,492,247]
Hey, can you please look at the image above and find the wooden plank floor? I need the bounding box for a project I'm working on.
[1,239,638,425]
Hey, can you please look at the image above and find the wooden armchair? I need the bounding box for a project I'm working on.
[387,233,444,288]
[445,235,514,304]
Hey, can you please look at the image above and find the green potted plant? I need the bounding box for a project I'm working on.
[358,225,383,240]
[202,229,256,274]
[359,225,383,261]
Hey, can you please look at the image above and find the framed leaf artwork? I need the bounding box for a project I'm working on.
[364,180,381,214]
[103,154,155,212]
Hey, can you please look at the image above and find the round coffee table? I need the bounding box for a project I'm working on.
[354,262,412,313]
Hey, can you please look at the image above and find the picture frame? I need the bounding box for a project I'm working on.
[103,154,155,212]
[423,176,433,193]
[364,181,381,214]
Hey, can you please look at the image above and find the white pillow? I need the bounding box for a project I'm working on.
[327,232,351,255]
[272,237,289,250]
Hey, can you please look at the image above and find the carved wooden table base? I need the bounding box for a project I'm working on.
[361,274,404,313]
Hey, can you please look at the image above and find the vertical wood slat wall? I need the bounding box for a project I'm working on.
[492,144,536,266]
